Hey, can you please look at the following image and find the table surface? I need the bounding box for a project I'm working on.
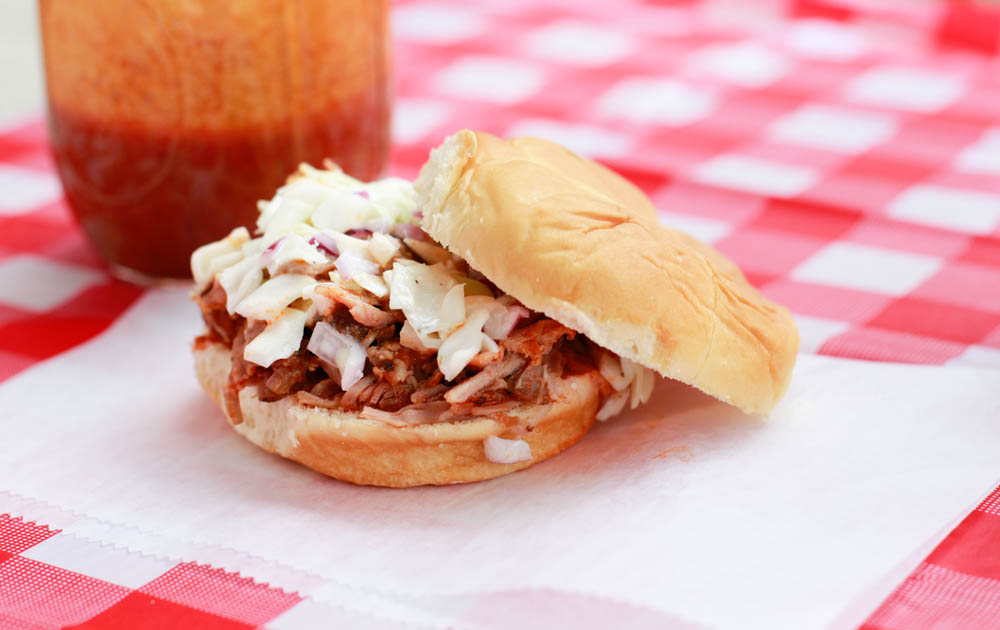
[1,0,999,628]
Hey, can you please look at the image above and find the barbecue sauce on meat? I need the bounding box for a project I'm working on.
[197,279,597,422]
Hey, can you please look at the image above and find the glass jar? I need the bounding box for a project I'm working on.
[39,0,390,280]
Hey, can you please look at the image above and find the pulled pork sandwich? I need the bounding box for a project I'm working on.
[191,130,798,487]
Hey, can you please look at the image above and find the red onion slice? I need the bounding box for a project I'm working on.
[335,253,380,281]
[258,236,286,267]
[306,322,367,391]
[392,222,428,241]
[484,304,530,340]
[309,231,339,256]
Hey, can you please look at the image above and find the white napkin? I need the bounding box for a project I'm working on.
[2,287,999,630]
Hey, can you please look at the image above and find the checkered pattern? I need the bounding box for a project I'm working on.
[6,487,1000,629]
[863,487,1000,630]
[1,0,998,627]
[0,515,303,629]
[0,119,144,383]
[392,1,1000,369]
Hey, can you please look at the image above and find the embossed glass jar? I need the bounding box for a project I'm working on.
[40,0,390,280]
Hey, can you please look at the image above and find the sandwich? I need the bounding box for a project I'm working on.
[190,130,798,487]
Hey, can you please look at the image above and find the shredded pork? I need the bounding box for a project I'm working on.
[199,257,597,425]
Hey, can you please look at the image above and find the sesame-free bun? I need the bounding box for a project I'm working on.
[194,341,600,487]
[415,130,798,415]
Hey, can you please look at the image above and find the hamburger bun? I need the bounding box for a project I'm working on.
[192,129,798,487]
[415,130,798,415]
[194,340,601,487]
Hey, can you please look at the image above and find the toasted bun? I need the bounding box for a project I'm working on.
[415,130,798,415]
[194,341,600,487]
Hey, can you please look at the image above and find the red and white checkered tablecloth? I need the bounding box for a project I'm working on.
[2,0,999,627]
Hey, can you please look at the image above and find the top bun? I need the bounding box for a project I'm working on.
[415,130,798,415]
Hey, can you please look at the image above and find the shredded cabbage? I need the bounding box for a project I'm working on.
[332,232,376,261]
[234,274,317,321]
[241,237,266,259]
[597,352,631,391]
[359,217,393,233]
[218,256,263,314]
[311,192,375,233]
[438,285,466,331]
[388,260,465,335]
[281,178,341,206]
[190,227,250,287]
[481,335,500,354]
[265,234,328,275]
[243,308,309,367]
[250,165,416,249]
[594,354,658,418]
[629,361,655,408]
[437,307,492,380]
[207,251,244,284]
[367,233,401,266]
[197,167,427,343]
[335,253,380,281]
[621,358,643,408]
[353,272,389,298]
[596,390,629,421]
[258,176,342,233]
[297,163,363,188]
[262,198,314,246]
[366,177,419,224]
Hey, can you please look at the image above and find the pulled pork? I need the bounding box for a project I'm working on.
[198,279,594,425]
[194,281,240,344]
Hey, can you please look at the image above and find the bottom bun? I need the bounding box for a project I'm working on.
[194,341,601,487]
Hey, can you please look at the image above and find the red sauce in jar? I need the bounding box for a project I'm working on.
[48,103,388,279]
[40,0,390,280]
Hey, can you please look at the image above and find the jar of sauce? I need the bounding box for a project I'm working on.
[39,0,390,280]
